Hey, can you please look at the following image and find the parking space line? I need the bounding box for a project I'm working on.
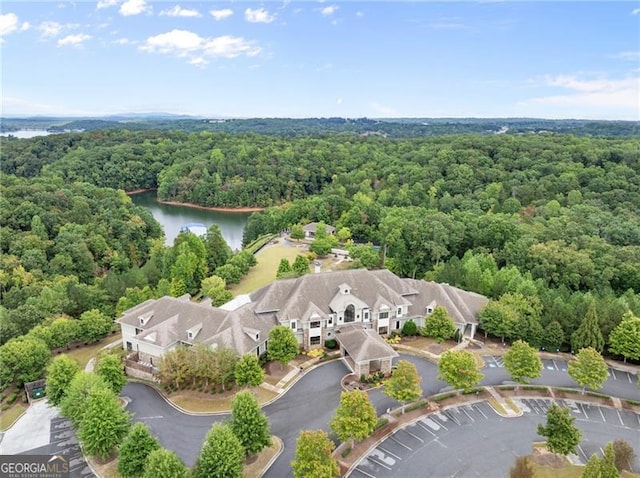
[627,372,633,384]
[598,407,605,422]
[616,410,624,426]
[579,403,589,419]
[444,411,461,426]
[473,404,488,419]
[577,445,587,462]
[610,369,617,380]
[552,359,559,371]
[461,407,475,422]
[403,428,425,443]
[378,446,401,460]
[389,435,412,451]
[416,420,437,437]
[355,467,377,478]
[367,455,392,471]
[432,417,448,431]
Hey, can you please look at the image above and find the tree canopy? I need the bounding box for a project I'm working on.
[192,423,245,478]
[437,350,484,392]
[567,347,609,393]
[383,360,422,413]
[267,325,299,368]
[536,404,581,456]
[291,430,340,478]
[330,389,378,447]
[503,340,543,384]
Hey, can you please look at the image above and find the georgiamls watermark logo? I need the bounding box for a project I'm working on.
[0,455,69,478]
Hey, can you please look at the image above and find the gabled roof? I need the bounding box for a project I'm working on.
[336,325,398,363]
[117,295,274,354]
[251,269,411,322]
[302,222,336,233]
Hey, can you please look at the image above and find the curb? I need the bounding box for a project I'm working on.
[257,436,284,478]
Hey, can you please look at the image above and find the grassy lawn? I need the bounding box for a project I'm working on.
[0,402,27,431]
[61,332,122,368]
[244,436,282,478]
[231,243,304,295]
[532,463,639,478]
[169,386,277,413]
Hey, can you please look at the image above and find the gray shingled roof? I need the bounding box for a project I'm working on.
[336,325,398,363]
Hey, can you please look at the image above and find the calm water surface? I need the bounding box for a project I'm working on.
[130,190,251,250]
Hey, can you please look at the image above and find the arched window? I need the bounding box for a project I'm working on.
[344,304,355,323]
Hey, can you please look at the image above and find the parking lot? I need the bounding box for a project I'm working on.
[349,399,639,478]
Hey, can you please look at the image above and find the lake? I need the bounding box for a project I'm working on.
[130,190,251,250]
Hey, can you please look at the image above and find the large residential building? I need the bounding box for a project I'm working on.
[117,269,488,372]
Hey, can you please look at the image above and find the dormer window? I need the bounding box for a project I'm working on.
[187,323,202,341]
[187,331,194,340]
[426,307,433,315]
[338,283,351,295]
[426,300,436,315]
[138,311,153,326]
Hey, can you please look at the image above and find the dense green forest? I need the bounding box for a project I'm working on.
[1,127,639,366]
[2,116,638,137]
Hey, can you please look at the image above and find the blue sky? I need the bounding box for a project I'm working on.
[1,1,639,119]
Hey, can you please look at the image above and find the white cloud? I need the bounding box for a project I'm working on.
[632,8,640,15]
[356,11,364,17]
[37,21,64,37]
[336,97,343,105]
[210,8,233,20]
[120,0,151,16]
[245,8,275,23]
[112,37,131,45]
[97,0,120,9]
[320,5,339,16]
[0,13,19,36]
[140,29,261,64]
[522,73,639,119]
[160,5,201,18]
[57,33,91,47]
[616,51,640,61]
[21,22,31,31]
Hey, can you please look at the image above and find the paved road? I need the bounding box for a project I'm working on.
[123,353,639,477]
[350,398,640,477]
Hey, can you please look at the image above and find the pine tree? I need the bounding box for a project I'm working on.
[118,422,160,478]
[571,300,604,353]
[276,258,292,278]
[541,320,565,352]
[230,390,271,455]
[582,454,602,478]
[600,443,620,478]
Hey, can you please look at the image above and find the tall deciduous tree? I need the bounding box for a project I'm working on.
[78,386,130,459]
[268,325,299,369]
[77,309,113,343]
[330,390,377,448]
[192,423,245,478]
[230,390,271,456]
[422,306,457,343]
[438,350,484,392]
[60,372,110,428]
[503,340,542,384]
[291,430,339,478]
[234,354,264,387]
[582,454,602,478]
[290,224,305,242]
[600,442,619,478]
[143,448,189,478]
[0,336,50,387]
[95,353,127,395]
[45,354,80,406]
[383,360,422,414]
[571,300,604,353]
[541,320,565,352]
[536,404,581,456]
[608,311,640,363]
[568,347,609,394]
[117,422,160,478]
[200,275,233,306]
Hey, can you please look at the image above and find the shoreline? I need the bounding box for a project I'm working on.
[157,199,264,214]
[125,188,264,213]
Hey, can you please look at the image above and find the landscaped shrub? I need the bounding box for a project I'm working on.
[401,320,418,337]
[462,387,483,395]
[374,418,389,431]
[6,392,18,405]
[324,339,337,349]
[306,348,324,359]
[432,392,457,402]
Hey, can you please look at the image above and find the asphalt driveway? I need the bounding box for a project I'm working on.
[122,353,639,477]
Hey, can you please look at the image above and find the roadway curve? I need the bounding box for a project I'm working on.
[122,353,639,477]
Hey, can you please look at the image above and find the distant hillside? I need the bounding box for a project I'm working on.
[1,115,637,137]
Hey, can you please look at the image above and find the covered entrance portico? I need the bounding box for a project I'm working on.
[335,324,399,378]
